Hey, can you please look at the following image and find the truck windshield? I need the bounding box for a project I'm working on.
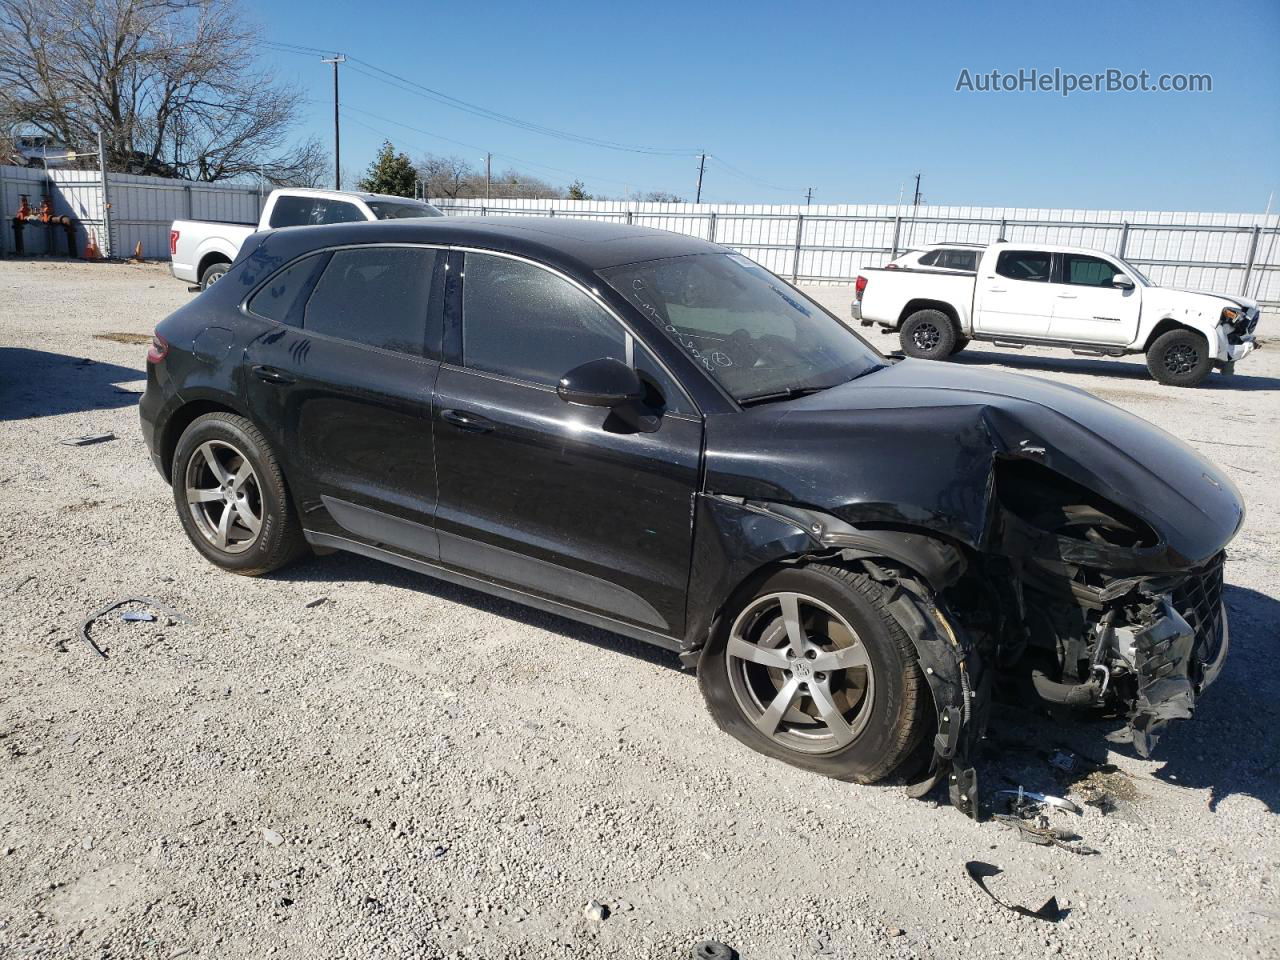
[365,200,444,219]
[600,253,884,404]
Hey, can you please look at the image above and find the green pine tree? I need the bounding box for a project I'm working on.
[566,179,592,201]
[358,141,417,197]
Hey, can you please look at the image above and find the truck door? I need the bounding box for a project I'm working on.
[974,249,1055,337]
[1048,253,1141,345]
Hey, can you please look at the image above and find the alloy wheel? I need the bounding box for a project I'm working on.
[1164,342,1199,375]
[184,440,264,554]
[725,592,876,755]
[912,323,940,351]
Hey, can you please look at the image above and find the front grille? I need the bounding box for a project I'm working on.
[1172,553,1225,682]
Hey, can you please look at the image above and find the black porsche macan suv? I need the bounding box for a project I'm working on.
[141,218,1242,812]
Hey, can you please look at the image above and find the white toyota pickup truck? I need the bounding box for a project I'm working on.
[853,242,1261,387]
[169,188,443,290]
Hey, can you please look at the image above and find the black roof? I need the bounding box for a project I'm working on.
[258,216,725,276]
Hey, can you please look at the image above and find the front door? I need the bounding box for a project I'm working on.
[1048,252,1142,345]
[975,248,1056,337]
[432,250,703,637]
[242,245,446,558]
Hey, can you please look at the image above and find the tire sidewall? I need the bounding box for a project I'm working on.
[699,565,918,782]
[200,263,229,290]
[900,310,958,360]
[1147,329,1213,387]
[171,414,292,573]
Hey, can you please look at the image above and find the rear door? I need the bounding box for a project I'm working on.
[431,250,703,637]
[1048,252,1142,345]
[242,244,447,558]
[975,248,1055,336]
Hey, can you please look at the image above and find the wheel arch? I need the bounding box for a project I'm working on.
[1141,316,1210,352]
[196,250,234,281]
[158,395,250,481]
[898,299,962,333]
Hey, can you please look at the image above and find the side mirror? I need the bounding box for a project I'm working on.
[1111,274,1135,290]
[557,357,643,408]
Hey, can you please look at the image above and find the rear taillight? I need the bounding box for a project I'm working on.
[854,275,868,300]
[147,333,169,364]
[169,230,179,256]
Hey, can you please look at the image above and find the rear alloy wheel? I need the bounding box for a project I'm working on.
[1146,328,1214,387]
[899,309,958,360]
[699,564,929,783]
[199,261,230,290]
[172,412,306,575]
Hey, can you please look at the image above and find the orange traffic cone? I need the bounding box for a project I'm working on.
[132,240,143,261]
[83,230,101,260]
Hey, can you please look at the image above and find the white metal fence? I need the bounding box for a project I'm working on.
[434,198,1280,310]
[0,163,262,260]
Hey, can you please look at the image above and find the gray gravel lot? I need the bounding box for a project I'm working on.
[1,259,1277,960]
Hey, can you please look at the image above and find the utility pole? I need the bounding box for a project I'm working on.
[695,153,706,204]
[485,153,491,201]
[912,172,922,206]
[805,187,813,206]
[321,54,346,189]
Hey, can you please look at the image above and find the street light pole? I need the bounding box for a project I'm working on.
[321,54,346,189]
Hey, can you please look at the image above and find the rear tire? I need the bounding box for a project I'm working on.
[171,412,307,576]
[199,261,230,290]
[899,309,958,360]
[698,563,930,784]
[1146,328,1213,387]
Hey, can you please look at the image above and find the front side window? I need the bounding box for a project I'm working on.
[600,253,883,404]
[461,253,626,386]
[1063,254,1122,287]
[995,250,1051,282]
[303,247,438,356]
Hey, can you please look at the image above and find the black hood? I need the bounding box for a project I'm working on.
[703,360,1243,570]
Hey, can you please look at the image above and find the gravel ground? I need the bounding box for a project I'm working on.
[1,259,1277,960]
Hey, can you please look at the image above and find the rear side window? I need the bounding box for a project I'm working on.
[247,253,328,325]
[461,253,626,386]
[995,250,1051,282]
[1063,254,1120,287]
[303,247,439,356]
[941,249,978,271]
[268,196,318,228]
[313,200,364,225]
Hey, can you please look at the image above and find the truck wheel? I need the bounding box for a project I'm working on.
[698,563,930,784]
[199,261,230,290]
[1146,328,1213,387]
[900,310,957,360]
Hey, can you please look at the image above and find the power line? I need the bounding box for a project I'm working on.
[707,155,801,194]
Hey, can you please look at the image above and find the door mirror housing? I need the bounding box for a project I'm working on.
[557,357,644,408]
[1111,274,1135,290]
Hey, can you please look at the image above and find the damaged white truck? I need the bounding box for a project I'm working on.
[853,242,1260,386]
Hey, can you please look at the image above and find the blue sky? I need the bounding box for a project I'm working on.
[255,0,1280,211]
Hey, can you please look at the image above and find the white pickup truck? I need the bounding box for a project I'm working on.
[853,242,1261,387]
[169,188,443,290]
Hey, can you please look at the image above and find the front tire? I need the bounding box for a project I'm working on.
[698,563,930,784]
[171,412,306,576]
[899,309,958,360]
[1146,328,1213,387]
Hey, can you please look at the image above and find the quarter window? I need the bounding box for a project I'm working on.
[303,247,438,356]
[917,250,940,266]
[1063,254,1121,287]
[461,253,626,386]
[247,253,328,326]
[995,250,1051,282]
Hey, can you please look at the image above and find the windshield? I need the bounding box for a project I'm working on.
[365,200,444,220]
[1114,255,1153,286]
[600,253,884,403]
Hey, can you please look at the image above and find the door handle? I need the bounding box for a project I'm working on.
[987,287,1006,293]
[441,408,494,433]
[252,364,296,385]
[1056,293,1078,299]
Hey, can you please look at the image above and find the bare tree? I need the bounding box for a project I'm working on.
[0,0,319,181]
[418,154,475,199]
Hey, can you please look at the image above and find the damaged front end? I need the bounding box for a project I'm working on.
[987,458,1230,757]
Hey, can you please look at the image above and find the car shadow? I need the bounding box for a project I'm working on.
[0,347,146,421]
[272,549,686,673]
[948,350,1280,391]
[982,584,1280,814]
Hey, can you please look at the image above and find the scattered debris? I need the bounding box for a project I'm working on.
[304,596,328,609]
[886,926,905,937]
[262,829,284,847]
[583,899,609,922]
[994,814,1099,855]
[964,861,1064,922]
[995,787,1082,816]
[79,597,192,659]
[94,332,153,345]
[120,611,156,623]
[113,385,144,396]
[1047,749,1077,773]
[692,942,737,960]
[431,845,448,858]
[58,432,116,447]
[80,836,94,850]
[11,575,35,594]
